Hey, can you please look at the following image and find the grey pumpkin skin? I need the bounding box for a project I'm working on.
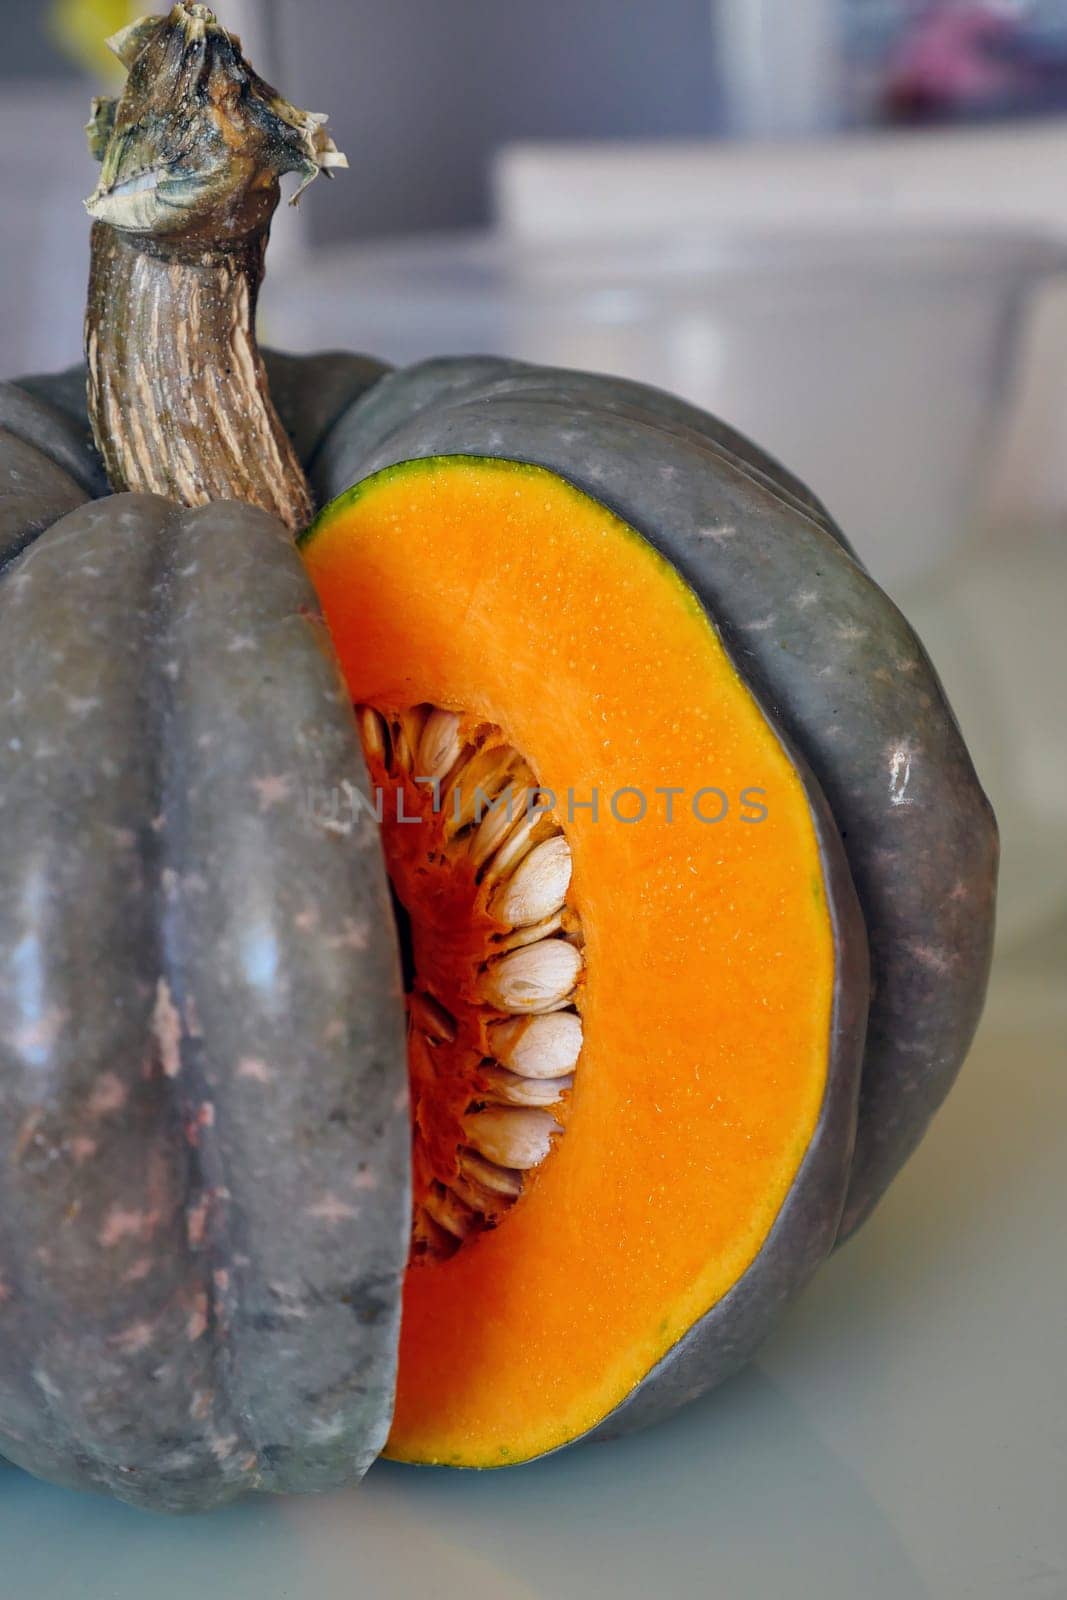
[0,380,407,1512]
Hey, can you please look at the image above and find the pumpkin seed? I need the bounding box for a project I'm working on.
[417,708,463,782]
[490,835,572,927]
[389,717,415,772]
[445,745,523,836]
[449,1169,506,1215]
[480,937,582,1013]
[482,801,554,886]
[468,778,535,869]
[480,1065,574,1108]
[424,1184,476,1240]
[410,990,457,1045]
[456,1148,524,1198]
[463,1106,560,1170]
[357,705,387,762]
[412,1205,456,1258]
[488,1011,583,1079]
[390,708,426,773]
[491,910,564,953]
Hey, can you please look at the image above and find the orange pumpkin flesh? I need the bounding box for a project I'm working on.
[302,457,836,1466]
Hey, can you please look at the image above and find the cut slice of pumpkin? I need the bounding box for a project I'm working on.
[301,455,862,1467]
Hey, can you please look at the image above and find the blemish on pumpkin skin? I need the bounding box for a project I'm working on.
[268,1282,309,1318]
[0,1277,11,1307]
[68,1136,98,1165]
[237,1055,273,1083]
[189,1388,213,1421]
[153,978,183,1078]
[793,588,819,609]
[208,1432,238,1462]
[352,1169,379,1192]
[123,1256,153,1284]
[185,1103,215,1148]
[112,1320,155,1354]
[33,1367,61,1400]
[906,941,954,976]
[888,744,918,808]
[187,1293,210,1341]
[187,1196,210,1248]
[66,695,102,717]
[308,1415,347,1444]
[99,1206,152,1248]
[326,918,370,952]
[252,773,292,810]
[742,615,776,632]
[87,1072,127,1117]
[307,1195,358,1224]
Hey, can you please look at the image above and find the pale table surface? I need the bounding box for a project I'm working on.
[2,928,1064,1600]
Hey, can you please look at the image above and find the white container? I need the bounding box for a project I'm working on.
[0,85,95,377]
[261,225,1065,594]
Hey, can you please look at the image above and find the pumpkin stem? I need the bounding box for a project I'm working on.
[84,3,347,532]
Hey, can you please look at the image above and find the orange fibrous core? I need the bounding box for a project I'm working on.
[358,709,583,1261]
[301,455,836,1469]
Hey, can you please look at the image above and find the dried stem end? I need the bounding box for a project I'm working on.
[83,4,348,532]
[86,3,347,240]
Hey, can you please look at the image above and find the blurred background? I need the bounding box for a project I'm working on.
[2,0,1066,951]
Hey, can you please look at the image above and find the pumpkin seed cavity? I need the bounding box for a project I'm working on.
[356,705,584,1262]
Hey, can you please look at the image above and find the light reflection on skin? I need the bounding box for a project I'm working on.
[231,829,283,1001]
[239,924,280,994]
[11,855,50,1069]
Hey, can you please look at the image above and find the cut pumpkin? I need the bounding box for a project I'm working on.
[302,455,853,1467]
[0,0,995,1513]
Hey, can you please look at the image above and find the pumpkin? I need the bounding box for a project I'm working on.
[0,4,997,1506]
